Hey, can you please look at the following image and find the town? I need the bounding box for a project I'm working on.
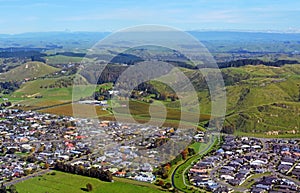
[1,108,300,193]
[189,135,300,192]
[0,108,192,185]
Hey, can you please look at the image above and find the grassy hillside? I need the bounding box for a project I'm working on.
[16,171,163,193]
[0,61,60,81]
[45,55,83,65]
[7,75,94,109]
[197,64,300,135]
[5,61,300,135]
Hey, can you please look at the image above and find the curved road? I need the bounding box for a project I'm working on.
[171,135,217,192]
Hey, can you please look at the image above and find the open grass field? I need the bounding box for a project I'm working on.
[114,100,211,123]
[39,103,110,118]
[45,55,84,65]
[12,78,95,100]
[38,100,211,128]
[15,171,163,193]
[8,77,96,111]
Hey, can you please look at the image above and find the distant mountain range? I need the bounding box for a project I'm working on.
[0,31,300,41]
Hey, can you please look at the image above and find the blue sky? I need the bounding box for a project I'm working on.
[0,0,300,34]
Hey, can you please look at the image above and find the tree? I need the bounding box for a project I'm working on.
[44,163,50,169]
[164,163,171,172]
[165,182,172,189]
[188,147,195,156]
[24,169,32,176]
[181,148,189,160]
[86,183,93,192]
[26,155,38,163]
[9,185,17,193]
[100,170,113,182]
[37,145,45,153]
[0,183,6,193]
[158,180,164,187]
[6,148,17,154]
[158,93,167,101]
[161,167,168,179]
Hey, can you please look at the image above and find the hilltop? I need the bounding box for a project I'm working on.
[0,62,60,81]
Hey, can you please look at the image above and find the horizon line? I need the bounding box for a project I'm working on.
[2,28,300,36]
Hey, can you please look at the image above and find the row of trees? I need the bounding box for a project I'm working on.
[55,162,113,182]
[154,147,196,179]
[218,59,299,68]
[40,77,74,89]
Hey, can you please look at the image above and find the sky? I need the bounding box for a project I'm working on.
[0,0,300,34]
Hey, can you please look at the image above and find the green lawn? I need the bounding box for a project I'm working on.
[16,171,163,193]
[189,142,206,153]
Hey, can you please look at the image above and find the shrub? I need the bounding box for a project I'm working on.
[165,182,172,189]
[86,183,93,192]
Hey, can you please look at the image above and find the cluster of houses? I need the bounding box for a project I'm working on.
[267,139,300,180]
[0,108,192,184]
[0,109,91,183]
[74,120,192,182]
[251,175,299,193]
[188,154,230,192]
[189,135,300,192]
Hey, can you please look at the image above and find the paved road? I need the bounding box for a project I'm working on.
[210,160,247,192]
[4,169,51,187]
[2,154,88,187]
[171,134,216,192]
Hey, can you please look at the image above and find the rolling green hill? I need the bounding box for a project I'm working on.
[141,64,299,135]
[8,75,92,108]
[4,60,300,136]
[195,64,300,135]
[0,61,60,81]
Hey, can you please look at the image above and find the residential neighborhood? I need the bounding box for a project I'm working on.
[189,135,300,192]
[1,108,300,192]
[0,109,91,184]
[0,108,192,185]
